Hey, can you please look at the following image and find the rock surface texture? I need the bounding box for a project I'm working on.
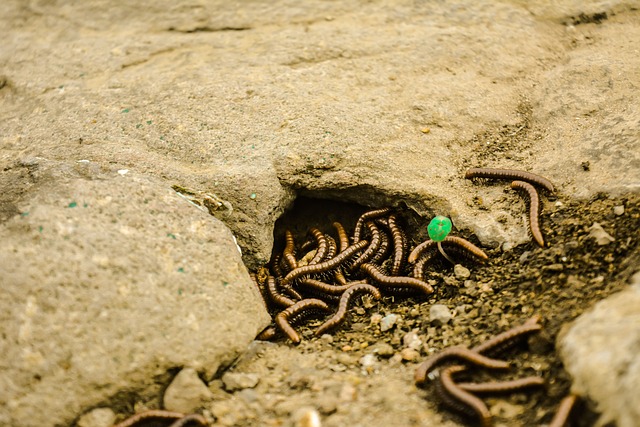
[558,272,640,427]
[1,1,639,426]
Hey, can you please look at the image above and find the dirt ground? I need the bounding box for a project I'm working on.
[111,190,639,427]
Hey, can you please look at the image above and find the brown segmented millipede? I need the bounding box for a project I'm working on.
[266,275,297,308]
[282,230,298,271]
[368,228,390,266]
[333,221,350,252]
[281,240,369,287]
[387,214,406,275]
[471,315,542,357]
[456,376,545,394]
[348,222,382,272]
[548,394,579,427]
[315,283,381,336]
[307,228,328,265]
[168,414,210,427]
[113,410,187,427]
[511,180,545,247]
[353,207,392,243]
[436,365,493,427]
[465,167,555,193]
[275,298,332,344]
[360,263,434,295]
[255,325,278,341]
[298,278,356,296]
[408,236,488,264]
[412,251,438,280]
[323,235,337,261]
[414,346,510,386]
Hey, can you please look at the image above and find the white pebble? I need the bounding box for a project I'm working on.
[454,264,471,279]
[588,222,615,245]
[429,304,452,326]
[380,314,399,331]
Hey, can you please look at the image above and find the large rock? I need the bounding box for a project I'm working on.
[4,0,628,260]
[557,272,640,427]
[0,159,270,427]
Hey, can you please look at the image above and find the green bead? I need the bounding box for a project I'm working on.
[428,216,452,242]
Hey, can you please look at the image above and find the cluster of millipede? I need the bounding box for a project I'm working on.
[464,167,554,247]
[251,207,488,344]
[248,167,569,426]
[414,316,580,427]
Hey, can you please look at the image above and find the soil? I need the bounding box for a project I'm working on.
[189,191,639,427]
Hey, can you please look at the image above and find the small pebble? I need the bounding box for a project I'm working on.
[400,348,420,361]
[370,313,383,325]
[164,367,214,413]
[292,407,322,427]
[454,264,471,279]
[371,342,395,358]
[380,313,399,331]
[320,334,334,343]
[359,354,377,368]
[429,304,452,326]
[402,329,423,350]
[588,222,615,245]
[221,372,260,392]
[613,205,624,216]
[76,408,116,427]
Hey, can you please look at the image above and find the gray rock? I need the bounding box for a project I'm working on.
[429,304,453,326]
[557,278,640,427]
[402,330,423,350]
[0,162,269,427]
[163,368,214,413]
[221,372,260,392]
[453,264,471,279]
[380,314,400,332]
[588,222,616,245]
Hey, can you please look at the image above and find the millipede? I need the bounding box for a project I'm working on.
[280,240,369,287]
[274,298,332,344]
[456,376,545,394]
[315,283,381,336]
[465,167,555,193]
[436,365,493,427]
[511,180,545,247]
[359,262,434,296]
[414,346,510,386]
[307,227,328,265]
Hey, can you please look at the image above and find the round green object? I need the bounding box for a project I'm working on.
[427,216,452,242]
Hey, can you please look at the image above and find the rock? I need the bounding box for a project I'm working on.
[1,1,640,425]
[76,408,116,427]
[163,368,214,413]
[0,163,269,427]
[453,264,471,279]
[221,372,260,392]
[557,278,640,427]
[613,205,625,216]
[292,407,322,427]
[400,348,420,362]
[359,354,377,369]
[402,330,423,351]
[588,222,615,245]
[370,342,395,358]
[380,314,400,332]
[429,304,453,326]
